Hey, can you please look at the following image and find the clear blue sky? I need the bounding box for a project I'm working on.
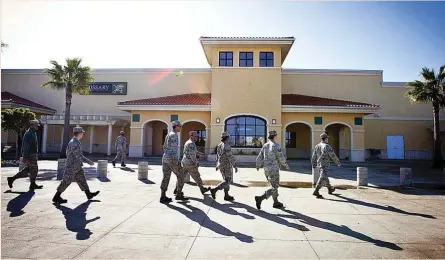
[1,1,444,82]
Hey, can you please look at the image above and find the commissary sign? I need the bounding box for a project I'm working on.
[88,82,128,95]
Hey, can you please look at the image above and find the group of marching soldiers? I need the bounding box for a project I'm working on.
[7,119,341,210]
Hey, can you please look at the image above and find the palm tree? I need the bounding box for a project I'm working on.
[405,66,445,168]
[42,58,93,158]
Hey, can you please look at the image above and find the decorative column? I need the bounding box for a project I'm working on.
[89,126,95,154]
[60,127,64,147]
[42,123,48,153]
[107,123,112,156]
[205,128,210,156]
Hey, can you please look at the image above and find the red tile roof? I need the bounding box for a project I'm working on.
[282,94,380,108]
[119,93,379,108]
[118,93,212,106]
[1,91,56,112]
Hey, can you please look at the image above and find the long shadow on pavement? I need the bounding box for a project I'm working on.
[189,197,308,231]
[326,194,436,219]
[166,201,254,243]
[5,190,35,217]
[55,200,101,240]
[277,208,402,251]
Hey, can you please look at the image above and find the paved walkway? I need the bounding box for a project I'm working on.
[2,161,445,259]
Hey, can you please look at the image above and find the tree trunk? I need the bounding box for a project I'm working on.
[60,86,72,158]
[432,104,443,168]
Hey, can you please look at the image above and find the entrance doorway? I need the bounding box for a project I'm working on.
[387,135,404,159]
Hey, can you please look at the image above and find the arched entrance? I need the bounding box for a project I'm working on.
[181,120,207,155]
[324,123,352,160]
[143,120,168,156]
[284,122,312,159]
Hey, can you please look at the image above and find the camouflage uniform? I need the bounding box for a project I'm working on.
[311,133,340,193]
[8,120,42,190]
[215,133,236,192]
[256,133,289,201]
[113,133,127,164]
[53,127,99,204]
[57,136,92,193]
[161,121,185,194]
[182,132,207,193]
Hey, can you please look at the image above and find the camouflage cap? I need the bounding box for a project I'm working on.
[189,131,199,137]
[172,120,182,127]
[221,132,230,138]
[73,126,85,134]
[268,130,278,136]
[120,131,125,135]
[320,133,329,139]
[30,119,40,126]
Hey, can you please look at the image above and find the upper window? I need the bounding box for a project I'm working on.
[239,52,253,67]
[225,116,266,148]
[219,52,233,67]
[260,52,274,67]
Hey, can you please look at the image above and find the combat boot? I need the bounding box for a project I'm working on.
[160,192,172,203]
[255,195,265,210]
[313,190,323,199]
[7,177,15,189]
[210,188,218,199]
[85,190,100,200]
[224,193,234,201]
[200,186,211,195]
[121,162,126,167]
[328,187,336,194]
[175,192,189,201]
[112,160,116,167]
[52,191,68,204]
[29,182,43,190]
[273,201,284,208]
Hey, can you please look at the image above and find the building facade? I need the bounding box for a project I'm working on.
[1,37,444,161]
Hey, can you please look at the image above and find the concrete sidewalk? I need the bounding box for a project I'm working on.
[2,161,445,259]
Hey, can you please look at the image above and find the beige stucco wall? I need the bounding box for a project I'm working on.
[1,69,212,115]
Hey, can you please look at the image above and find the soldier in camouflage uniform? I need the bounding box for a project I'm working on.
[210,132,238,201]
[52,127,100,204]
[160,121,187,203]
[181,131,211,195]
[311,133,341,198]
[255,130,289,210]
[112,131,127,167]
[7,120,43,191]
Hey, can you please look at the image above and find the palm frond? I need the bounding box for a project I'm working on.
[421,67,436,81]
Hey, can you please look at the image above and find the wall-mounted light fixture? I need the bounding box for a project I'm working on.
[216,118,220,123]
[272,119,276,124]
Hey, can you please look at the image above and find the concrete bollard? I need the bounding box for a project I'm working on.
[97,160,108,178]
[57,159,67,180]
[138,161,149,180]
[400,167,413,187]
[312,167,320,188]
[18,157,26,171]
[357,167,368,187]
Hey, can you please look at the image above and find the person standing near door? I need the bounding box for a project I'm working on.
[311,133,341,198]
[7,120,44,191]
[112,131,127,167]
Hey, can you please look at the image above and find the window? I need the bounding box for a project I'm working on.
[260,52,274,67]
[132,114,140,122]
[225,116,266,147]
[285,132,296,148]
[354,117,363,125]
[239,52,253,67]
[314,117,323,125]
[219,52,233,67]
[170,115,178,122]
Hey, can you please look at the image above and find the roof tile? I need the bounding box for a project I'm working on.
[119,93,379,108]
[1,91,56,111]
